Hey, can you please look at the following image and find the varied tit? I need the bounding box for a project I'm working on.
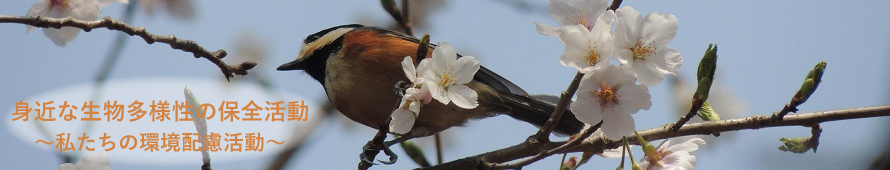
[278,24,584,138]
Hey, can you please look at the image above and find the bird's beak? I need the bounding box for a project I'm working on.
[277,59,303,71]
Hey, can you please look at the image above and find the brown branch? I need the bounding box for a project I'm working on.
[434,134,444,165]
[419,105,890,170]
[381,0,413,36]
[608,0,624,11]
[772,92,805,121]
[533,72,584,141]
[401,0,413,35]
[670,97,704,131]
[491,121,601,169]
[0,15,256,80]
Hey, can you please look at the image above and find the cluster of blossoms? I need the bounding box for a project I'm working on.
[537,0,681,140]
[390,42,481,134]
[26,0,129,46]
[537,0,702,169]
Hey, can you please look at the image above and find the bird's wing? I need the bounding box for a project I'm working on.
[364,26,529,96]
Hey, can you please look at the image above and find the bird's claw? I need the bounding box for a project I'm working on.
[377,145,398,164]
[359,152,378,165]
[394,81,409,97]
[359,139,399,165]
[360,143,379,165]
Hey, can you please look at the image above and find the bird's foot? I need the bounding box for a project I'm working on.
[359,137,399,165]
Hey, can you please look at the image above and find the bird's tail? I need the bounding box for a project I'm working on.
[499,92,585,136]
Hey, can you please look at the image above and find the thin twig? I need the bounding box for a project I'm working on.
[772,94,804,121]
[608,0,624,11]
[418,105,890,170]
[670,97,704,131]
[492,121,601,169]
[533,72,584,141]
[434,133,444,165]
[381,0,413,36]
[401,0,413,34]
[0,15,256,80]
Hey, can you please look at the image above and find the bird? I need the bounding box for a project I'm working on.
[277,24,584,139]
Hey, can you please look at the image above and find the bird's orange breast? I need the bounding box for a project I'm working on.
[325,30,434,128]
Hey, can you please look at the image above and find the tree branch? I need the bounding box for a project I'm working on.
[0,15,256,80]
[533,72,584,141]
[419,105,890,170]
[491,121,601,169]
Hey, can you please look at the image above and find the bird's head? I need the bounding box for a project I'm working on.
[277,24,364,83]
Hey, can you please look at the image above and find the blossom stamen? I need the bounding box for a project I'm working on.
[438,67,458,88]
[586,50,600,66]
[632,40,655,60]
[594,82,619,106]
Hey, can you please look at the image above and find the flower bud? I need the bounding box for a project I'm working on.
[634,132,660,163]
[695,44,718,101]
[797,61,826,103]
[631,163,643,170]
[561,156,578,170]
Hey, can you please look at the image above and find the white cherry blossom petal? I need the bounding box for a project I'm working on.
[601,105,634,140]
[640,12,679,47]
[576,0,608,27]
[432,42,457,72]
[650,47,684,74]
[452,56,480,84]
[615,6,642,47]
[559,25,593,49]
[446,84,478,109]
[389,108,416,134]
[402,56,417,83]
[426,78,450,105]
[548,0,579,26]
[665,138,705,153]
[599,10,616,26]
[571,94,604,125]
[631,60,664,86]
[417,59,431,74]
[417,85,433,104]
[534,22,562,37]
[616,84,652,114]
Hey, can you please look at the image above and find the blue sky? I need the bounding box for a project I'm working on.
[1,0,889,169]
